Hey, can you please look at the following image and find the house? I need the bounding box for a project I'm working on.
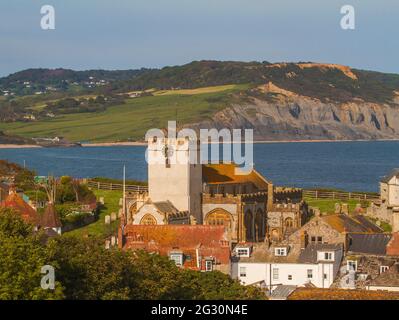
[231,238,343,290]
[119,224,230,273]
[367,168,399,232]
[0,189,39,226]
[286,212,383,251]
[335,233,396,290]
[367,263,399,291]
[40,203,62,236]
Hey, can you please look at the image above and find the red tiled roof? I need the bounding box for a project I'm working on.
[387,232,399,256]
[122,225,230,270]
[1,192,38,225]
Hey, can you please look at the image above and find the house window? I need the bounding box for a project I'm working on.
[324,274,328,280]
[239,267,247,277]
[170,253,183,266]
[323,252,333,261]
[288,275,293,280]
[272,268,279,280]
[311,236,316,243]
[236,248,250,257]
[380,266,389,274]
[347,260,357,272]
[317,236,323,243]
[205,260,213,272]
[307,269,313,279]
[274,247,287,256]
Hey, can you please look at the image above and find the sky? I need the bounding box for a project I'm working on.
[0,0,398,77]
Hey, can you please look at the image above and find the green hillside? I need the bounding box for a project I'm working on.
[0,85,245,142]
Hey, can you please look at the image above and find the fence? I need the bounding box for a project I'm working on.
[87,180,148,193]
[303,189,379,201]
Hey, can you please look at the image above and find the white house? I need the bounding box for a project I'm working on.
[231,243,343,289]
[380,169,399,207]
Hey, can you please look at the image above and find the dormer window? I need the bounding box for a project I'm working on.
[347,260,357,272]
[380,266,389,274]
[274,247,288,256]
[170,252,183,266]
[318,251,334,261]
[235,247,251,257]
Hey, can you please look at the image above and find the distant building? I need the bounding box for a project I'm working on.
[231,242,343,289]
[368,169,399,232]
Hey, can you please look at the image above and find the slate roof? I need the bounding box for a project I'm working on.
[153,201,179,215]
[381,169,399,183]
[298,244,342,264]
[322,214,383,233]
[348,233,392,255]
[369,264,399,287]
[270,285,297,300]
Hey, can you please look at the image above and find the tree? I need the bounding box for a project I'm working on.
[0,210,64,300]
[46,236,140,300]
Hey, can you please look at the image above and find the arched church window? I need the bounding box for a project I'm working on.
[285,217,294,228]
[205,209,232,231]
[140,214,157,225]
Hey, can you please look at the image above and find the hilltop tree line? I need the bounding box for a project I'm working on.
[0,210,265,300]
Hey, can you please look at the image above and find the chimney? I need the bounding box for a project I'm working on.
[300,231,308,249]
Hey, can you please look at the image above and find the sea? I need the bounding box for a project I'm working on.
[0,141,398,192]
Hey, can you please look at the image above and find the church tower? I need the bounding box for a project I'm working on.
[147,134,203,223]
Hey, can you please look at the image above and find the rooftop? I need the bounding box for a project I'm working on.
[288,287,399,300]
[348,233,392,255]
[322,214,383,233]
[202,163,269,189]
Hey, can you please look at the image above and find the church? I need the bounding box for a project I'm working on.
[121,135,307,245]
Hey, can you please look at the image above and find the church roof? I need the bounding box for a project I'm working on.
[202,163,270,190]
[321,214,383,233]
[1,191,38,225]
[41,203,62,229]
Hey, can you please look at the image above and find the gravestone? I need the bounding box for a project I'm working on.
[105,215,111,224]
[118,209,123,218]
[341,203,349,215]
[111,236,116,246]
[99,197,105,205]
[334,203,341,214]
[119,198,123,206]
[111,212,117,222]
[105,240,110,249]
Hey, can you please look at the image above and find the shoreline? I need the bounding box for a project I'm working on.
[1,138,399,149]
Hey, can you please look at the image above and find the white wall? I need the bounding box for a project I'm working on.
[232,261,338,288]
[148,138,202,217]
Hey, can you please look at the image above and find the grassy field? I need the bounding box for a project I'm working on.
[66,189,122,238]
[304,197,369,214]
[0,84,246,142]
